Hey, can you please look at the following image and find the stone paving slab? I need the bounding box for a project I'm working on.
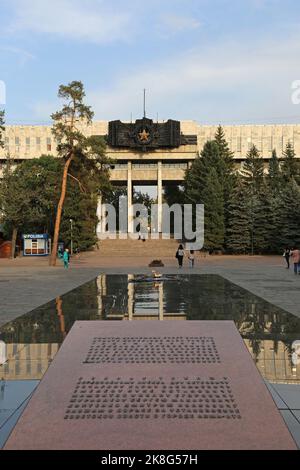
[0,267,102,327]
[4,321,297,450]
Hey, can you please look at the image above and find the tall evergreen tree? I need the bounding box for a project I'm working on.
[277,179,300,248]
[214,126,236,196]
[226,179,251,254]
[281,142,300,182]
[49,81,94,266]
[185,141,225,250]
[201,167,225,250]
[185,141,223,203]
[268,149,281,192]
[214,126,237,248]
[242,145,264,191]
[251,183,274,253]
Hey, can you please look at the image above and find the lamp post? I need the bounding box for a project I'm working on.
[70,219,73,256]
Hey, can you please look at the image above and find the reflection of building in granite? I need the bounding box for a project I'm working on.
[0,343,59,380]
[123,275,186,321]
[244,339,300,383]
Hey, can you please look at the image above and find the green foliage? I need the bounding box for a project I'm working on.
[281,142,300,183]
[214,125,236,198]
[51,81,94,159]
[242,145,264,191]
[268,149,281,192]
[164,184,185,206]
[276,179,300,248]
[185,141,225,250]
[0,151,110,251]
[226,179,251,253]
[0,156,61,237]
[201,167,225,250]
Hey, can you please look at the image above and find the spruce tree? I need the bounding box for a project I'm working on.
[242,145,264,191]
[201,167,225,251]
[277,179,300,248]
[281,142,300,183]
[185,141,225,251]
[251,183,274,253]
[214,126,236,197]
[214,126,237,248]
[226,179,251,254]
[268,149,281,192]
[185,140,223,204]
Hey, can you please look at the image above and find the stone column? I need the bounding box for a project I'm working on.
[157,161,163,234]
[128,162,133,233]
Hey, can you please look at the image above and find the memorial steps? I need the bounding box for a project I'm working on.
[97,238,180,257]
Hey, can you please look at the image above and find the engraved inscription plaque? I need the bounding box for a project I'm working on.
[65,377,240,420]
[84,336,220,364]
[4,321,296,450]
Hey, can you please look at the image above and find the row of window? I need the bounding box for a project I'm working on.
[4,136,52,148]
[198,136,294,152]
[113,163,189,170]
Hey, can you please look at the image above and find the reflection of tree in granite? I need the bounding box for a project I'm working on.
[0,279,102,344]
[56,297,67,341]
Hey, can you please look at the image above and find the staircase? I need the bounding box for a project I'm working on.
[97,238,180,257]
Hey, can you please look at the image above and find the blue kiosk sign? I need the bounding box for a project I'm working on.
[23,234,51,257]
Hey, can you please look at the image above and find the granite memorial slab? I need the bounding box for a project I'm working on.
[4,321,297,450]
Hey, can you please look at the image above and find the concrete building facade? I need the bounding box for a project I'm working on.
[1,120,299,234]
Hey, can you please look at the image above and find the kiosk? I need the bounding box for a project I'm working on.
[23,234,51,257]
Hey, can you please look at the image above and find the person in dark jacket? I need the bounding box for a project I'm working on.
[176,244,185,268]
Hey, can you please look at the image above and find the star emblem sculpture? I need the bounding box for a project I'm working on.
[139,129,150,142]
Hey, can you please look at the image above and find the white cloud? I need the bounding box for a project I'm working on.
[85,34,300,124]
[158,14,201,36]
[7,0,133,44]
[0,45,35,66]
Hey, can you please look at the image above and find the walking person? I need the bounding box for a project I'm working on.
[290,247,300,275]
[63,249,70,269]
[283,247,291,269]
[188,250,195,269]
[176,244,185,269]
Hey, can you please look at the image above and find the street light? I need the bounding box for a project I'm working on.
[70,219,73,256]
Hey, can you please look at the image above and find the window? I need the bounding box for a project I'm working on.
[15,137,20,146]
[47,137,51,152]
[36,137,41,145]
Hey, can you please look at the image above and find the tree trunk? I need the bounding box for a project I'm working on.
[11,227,18,259]
[49,156,73,266]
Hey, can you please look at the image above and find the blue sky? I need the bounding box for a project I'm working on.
[1,0,300,125]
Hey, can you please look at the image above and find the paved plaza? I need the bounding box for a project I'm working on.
[1,253,300,449]
[0,254,299,327]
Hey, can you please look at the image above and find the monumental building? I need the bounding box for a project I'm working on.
[1,119,300,234]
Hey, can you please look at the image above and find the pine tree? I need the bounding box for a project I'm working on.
[281,142,300,183]
[49,81,94,266]
[226,179,251,254]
